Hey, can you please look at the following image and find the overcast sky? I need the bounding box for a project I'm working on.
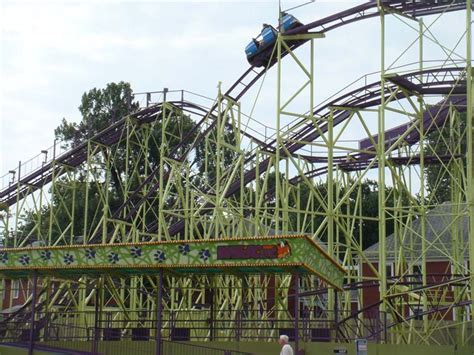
[0,0,469,186]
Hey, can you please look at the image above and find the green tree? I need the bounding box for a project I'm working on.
[194,122,239,188]
[287,178,406,249]
[19,82,198,243]
[55,82,138,147]
[424,112,466,204]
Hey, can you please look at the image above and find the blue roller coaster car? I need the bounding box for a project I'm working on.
[245,13,303,67]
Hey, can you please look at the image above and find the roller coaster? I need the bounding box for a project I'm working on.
[0,0,473,354]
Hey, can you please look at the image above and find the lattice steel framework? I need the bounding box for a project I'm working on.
[0,0,472,348]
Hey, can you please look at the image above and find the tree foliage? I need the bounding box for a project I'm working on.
[424,112,466,204]
[287,179,406,249]
[55,82,138,147]
[19,82,198,243]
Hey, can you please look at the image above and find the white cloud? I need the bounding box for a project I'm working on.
[0,0,469,183]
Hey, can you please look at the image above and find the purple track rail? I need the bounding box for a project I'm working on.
[164,68,467,236]
[0,1,468,229]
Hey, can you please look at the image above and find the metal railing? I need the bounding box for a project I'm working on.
[0,308,389,344]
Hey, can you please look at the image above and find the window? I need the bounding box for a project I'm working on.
[386,263,393,279]
[413,264,423,282]
[12,280,19,299]
[462,305,471,321]
[411,305,423,321]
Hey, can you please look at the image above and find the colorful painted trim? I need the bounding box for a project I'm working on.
[0,235,345,290]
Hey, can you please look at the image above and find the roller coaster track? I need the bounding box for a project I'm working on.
[0,0,467,215]
[109,0,470,224]
[163,66,468,236]
[335,275,472,341]
[0,1,470,348]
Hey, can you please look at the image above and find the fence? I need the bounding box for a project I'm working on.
[0,308,390,344]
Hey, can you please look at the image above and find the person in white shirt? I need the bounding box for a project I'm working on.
[278,334,294,355]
